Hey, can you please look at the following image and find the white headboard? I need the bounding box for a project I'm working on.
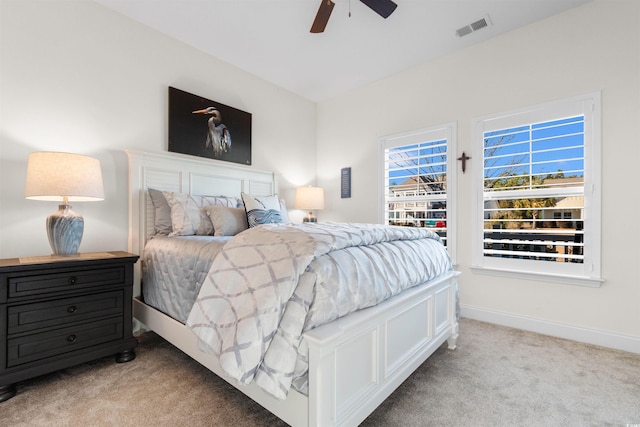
[126,149,277,294]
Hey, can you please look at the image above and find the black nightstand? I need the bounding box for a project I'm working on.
[0,251,139,402]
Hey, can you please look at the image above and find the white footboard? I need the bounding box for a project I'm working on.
[133,270,459,427]
[305,270,459,427]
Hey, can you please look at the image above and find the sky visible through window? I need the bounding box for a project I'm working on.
[385,116,584,191]
[483,116,585,189]
[386,139,447,190]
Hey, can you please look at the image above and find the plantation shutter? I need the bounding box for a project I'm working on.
[482,115,585,263]
[383,128,449,245]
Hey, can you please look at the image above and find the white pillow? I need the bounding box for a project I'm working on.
[241,193,289,228]
[163,192,239,236]
[205,206,249,236]
[278,199,291,224]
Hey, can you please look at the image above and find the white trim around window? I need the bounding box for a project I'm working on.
[471,93,602,286]
[379,122,457,265]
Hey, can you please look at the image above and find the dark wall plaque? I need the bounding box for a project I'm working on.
[341,167,351,198]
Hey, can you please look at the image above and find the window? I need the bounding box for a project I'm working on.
[380,123,457,263]
[472,93,601,286]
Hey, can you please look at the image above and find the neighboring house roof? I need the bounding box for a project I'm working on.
[555,196,584,208]
[390,175,445,193]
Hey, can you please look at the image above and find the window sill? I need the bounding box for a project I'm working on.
[469,266,604,288]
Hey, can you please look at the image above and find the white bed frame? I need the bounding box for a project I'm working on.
[127,149,460,427]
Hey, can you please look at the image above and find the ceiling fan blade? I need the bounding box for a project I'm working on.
[310,0,335,33]
[360,0,397,19]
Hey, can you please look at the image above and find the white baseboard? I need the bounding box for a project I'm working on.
[460,305,640,354]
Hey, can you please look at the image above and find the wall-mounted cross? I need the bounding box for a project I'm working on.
[457,152,471,173]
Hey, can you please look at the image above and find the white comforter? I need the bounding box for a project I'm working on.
[186,222,452,399]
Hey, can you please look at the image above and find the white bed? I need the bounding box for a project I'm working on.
[127,149,460,427]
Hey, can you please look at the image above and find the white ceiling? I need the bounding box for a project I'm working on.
[94,0,591,102]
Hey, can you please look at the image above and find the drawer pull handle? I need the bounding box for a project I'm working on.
[67,305,77,314]
[68,276,78,285]
[67,334,77,343]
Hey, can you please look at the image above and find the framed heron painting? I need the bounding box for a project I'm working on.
[168,87,252,165]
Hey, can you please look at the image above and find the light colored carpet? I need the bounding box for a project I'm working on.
[2,318,639,426]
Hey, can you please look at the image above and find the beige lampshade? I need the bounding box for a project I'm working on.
[25,152,105,201]
[294,186,325,210]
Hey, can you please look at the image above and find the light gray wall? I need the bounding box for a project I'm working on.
[0,0,317,258]
[316,0,640,350]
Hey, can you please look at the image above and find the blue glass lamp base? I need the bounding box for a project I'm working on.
[46,204,84,255]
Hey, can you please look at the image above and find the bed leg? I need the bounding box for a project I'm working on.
[447,321,459,350]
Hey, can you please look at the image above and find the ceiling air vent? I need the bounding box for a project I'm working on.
[456,15,492,38]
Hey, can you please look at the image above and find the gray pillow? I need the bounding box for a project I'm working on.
[205,206,249,236]
[148,188,172,235]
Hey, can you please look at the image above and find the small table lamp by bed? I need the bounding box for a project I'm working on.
[294,186,325,223]
[24,151,105,255]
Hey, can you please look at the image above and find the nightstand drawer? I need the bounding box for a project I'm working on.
[8,266,126,299]
[8,291,124,335]
[6,318,124,368]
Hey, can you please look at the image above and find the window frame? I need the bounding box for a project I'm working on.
[471,93,602,286]
[379,122,457,265]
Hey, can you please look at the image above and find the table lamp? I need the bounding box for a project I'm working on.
[24,152,105,255]
[294,186,325,223]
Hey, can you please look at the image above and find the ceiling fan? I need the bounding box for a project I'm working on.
[310,0,398,33]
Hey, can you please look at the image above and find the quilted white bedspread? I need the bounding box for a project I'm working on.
[186,222,453,399]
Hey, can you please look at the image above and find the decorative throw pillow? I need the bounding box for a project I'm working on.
[241,193,285,227]
[163,192,238,236]
[204,206,249,236]
[278,199,291,224]
[148,188,173,235]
